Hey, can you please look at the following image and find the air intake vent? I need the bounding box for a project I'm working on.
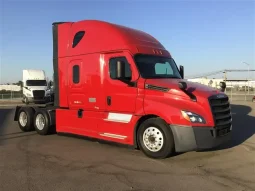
[145,84,170,92]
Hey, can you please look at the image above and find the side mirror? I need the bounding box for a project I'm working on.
[47,81,51,89]
[219,81,226,92]
[116,60,126,79]
[178,81,187,90]
[179,65,184,79]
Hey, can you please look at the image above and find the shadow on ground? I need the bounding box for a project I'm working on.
[203,103,255,151]
[0,103,254,153]
[0,109,13,135]
[224,103,254,147]
[0,109,14,145]
[0,108,47,144]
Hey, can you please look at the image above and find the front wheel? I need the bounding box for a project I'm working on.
[137,117,175,159]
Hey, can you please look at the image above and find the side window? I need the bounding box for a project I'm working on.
[155,62,173,75]
[73,65,80,84]
[109,57,132,80]
[72,31,85,48]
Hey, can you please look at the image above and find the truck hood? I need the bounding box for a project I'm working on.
[145,78,221,99]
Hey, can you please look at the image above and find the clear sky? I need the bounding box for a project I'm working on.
[0,0,254,84]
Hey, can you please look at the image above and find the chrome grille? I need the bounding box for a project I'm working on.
[208,94,232,137]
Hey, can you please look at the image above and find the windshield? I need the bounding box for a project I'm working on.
[26,80,47,86]
[134,54,182,79]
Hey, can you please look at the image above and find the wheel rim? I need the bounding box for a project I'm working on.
[143,126,164,152]
[19,111,27,127]
[35,114,45,130]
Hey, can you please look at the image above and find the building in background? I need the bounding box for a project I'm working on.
[187,78,224,89]
[0,85,21,91]
[187,78,255,91]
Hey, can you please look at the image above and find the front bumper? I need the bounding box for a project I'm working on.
[170,125,232,152]
[26,97,46,103]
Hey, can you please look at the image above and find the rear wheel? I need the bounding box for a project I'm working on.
[34,110,51,135]
[137,117,175,159]
[17,107,34,132]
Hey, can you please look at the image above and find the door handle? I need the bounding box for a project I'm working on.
[107,96,111,106]
[78,109,83,118]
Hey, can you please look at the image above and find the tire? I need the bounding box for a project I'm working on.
[34,110,51,135]
[17,107,35,132]
[137,117,175,159]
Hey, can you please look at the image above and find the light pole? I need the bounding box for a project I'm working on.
[243,62,250,80]
[243,62,250,95]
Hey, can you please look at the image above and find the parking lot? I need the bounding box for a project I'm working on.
[0,101,254,191]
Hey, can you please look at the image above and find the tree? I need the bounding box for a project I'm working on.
[12,81,23,87]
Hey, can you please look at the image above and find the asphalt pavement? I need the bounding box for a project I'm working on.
[0,101,255,191]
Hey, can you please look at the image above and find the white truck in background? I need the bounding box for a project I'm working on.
[22,69,48,104]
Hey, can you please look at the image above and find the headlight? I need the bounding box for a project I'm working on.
[26,93,32,97]
[181,110,206,124]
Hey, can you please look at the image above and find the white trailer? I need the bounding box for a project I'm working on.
[22,69,48,104]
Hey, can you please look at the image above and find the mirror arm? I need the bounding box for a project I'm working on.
[118,78,137,87]
[126,81,137,87]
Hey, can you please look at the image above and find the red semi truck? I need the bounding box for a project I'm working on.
[14,20,232,159]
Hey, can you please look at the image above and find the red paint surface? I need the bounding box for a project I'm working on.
[55,20,224,146]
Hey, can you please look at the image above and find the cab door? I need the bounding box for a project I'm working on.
[104,52,139,115]
[98,52,139,140]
